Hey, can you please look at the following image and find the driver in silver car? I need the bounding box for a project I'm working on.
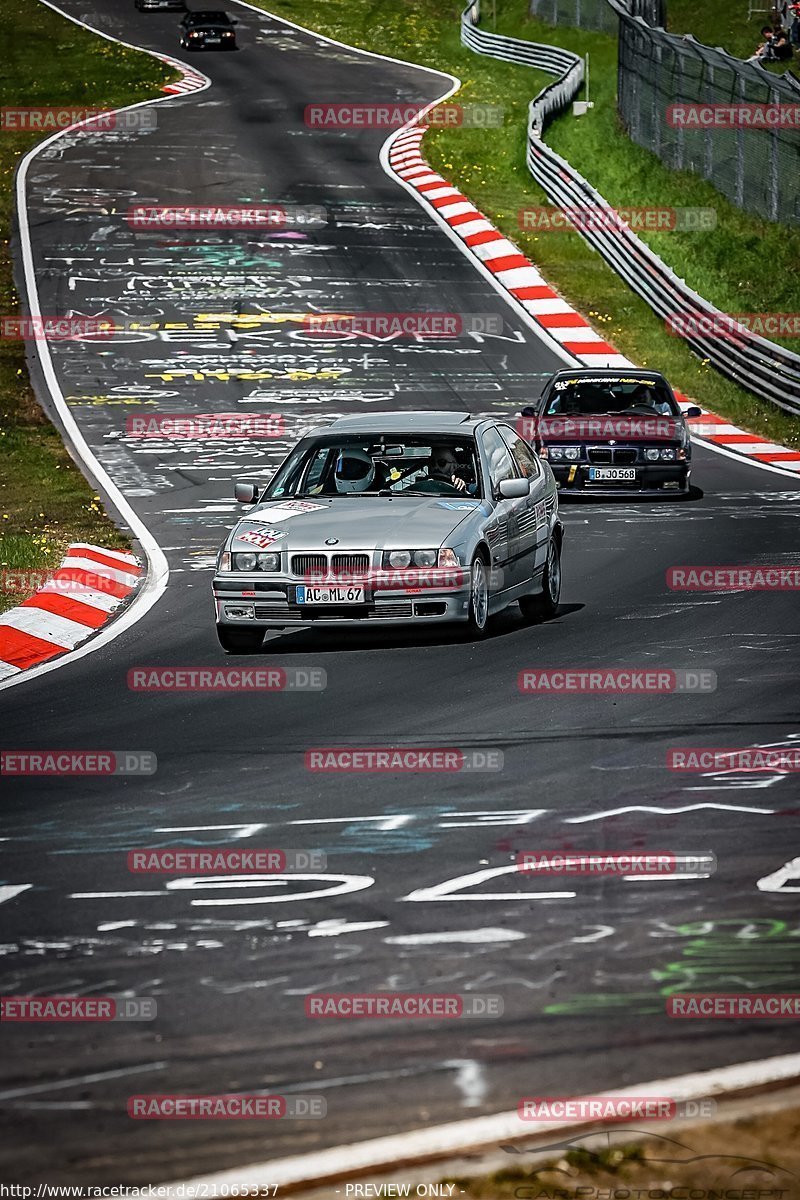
[427,444,470,492]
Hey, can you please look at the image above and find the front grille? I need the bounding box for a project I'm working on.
[332,553,370,576]
[371,602,413,618]
[296,607,371,621]
[587,446,638,464]
[291,554,327,577]
[253,600,415,621]
[254,605,299,620]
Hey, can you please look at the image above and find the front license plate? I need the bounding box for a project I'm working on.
[296,585,365,605]
[588,467,637,481]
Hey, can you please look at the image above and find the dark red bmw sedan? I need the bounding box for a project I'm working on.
[520,368,701,497]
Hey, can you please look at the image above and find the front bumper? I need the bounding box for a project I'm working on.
[551,462,690,496]
[213,577,471,628]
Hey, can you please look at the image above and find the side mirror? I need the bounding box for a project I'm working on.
[234,481,258,504]
[498,477,530,500]
[685,406,702,418]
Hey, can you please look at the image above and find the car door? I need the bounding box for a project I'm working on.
[498,424,548,581]
[479,426,526,593]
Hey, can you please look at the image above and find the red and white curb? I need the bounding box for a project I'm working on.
[159,55,208,95]
[0,545,142,682]
[38,0,211,99]
[683,409,800,471]
[387,125,800,477]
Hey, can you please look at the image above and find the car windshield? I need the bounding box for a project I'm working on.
[544,377,680,417]
[264,435,483,499]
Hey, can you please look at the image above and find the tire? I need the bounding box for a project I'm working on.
[466,553,490,638]
[519,536,561,624]
[217,626,264,654]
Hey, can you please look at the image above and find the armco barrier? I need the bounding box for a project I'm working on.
[460,0,800,416]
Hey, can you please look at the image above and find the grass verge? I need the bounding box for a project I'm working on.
[0,0,177,613]
[440,1100,800,1198]
[259,0,800,450]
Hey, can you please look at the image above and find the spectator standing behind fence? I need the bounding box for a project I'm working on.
[746,23,793,62]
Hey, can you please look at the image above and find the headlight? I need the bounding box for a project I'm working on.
[257,552,280,570]
[233,552,258,572]
[438,548,460,567]
[645,448,660,461]
[660,448,676,461]
[548,447,563,461]
[231,551,281,571]
[563,447,580,461]
[383,549,437,569]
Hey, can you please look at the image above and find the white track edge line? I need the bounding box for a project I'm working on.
[381,131,578,370]
[689,434,800,481]
[170,1050,800,1190]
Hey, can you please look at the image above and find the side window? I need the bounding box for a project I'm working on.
[481,427,518,494]
[302,447,330,491]
[499,426,541,480]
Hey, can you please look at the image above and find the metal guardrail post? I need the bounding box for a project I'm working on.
[735,73,746,210]
[703,63,713,177]
[769,85,780,223]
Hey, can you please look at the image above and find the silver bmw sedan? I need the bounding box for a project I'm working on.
[213,411,564,651]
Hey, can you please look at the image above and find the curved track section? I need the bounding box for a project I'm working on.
[1,0,799,1185]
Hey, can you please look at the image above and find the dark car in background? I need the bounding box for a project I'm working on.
[180,9,237,48]
[521,368,701,497]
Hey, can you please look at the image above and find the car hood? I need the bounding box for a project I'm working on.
[229,495,486,552]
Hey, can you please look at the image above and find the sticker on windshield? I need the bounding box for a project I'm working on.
[555,376,658,388]
[237,528,285,549]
